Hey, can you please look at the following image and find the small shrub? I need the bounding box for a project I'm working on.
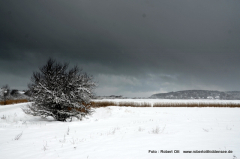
[14,132,23,140]
[138,127,144,132]
[22,58,96,122]
[151,126,160,134]
[150,125,165,134]
[1,115,6,119]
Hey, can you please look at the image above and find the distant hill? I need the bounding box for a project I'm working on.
[150,90,240,100]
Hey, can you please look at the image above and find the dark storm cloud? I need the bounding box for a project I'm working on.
[0,0,240,96]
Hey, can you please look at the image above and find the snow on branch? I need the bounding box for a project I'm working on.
[22,58,96,121]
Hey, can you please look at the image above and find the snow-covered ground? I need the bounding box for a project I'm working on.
[0,100,240,159]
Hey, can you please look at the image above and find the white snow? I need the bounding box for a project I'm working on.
[0,100,240,159]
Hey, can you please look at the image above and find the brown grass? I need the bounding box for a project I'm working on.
[118,102,151,107]
[90,101,240,108]
[90,101,151,107]
[1,99,239,108]
[90,101,118,108]
[0,99,29,105]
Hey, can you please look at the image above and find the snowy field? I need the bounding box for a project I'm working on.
[0,100,240,159]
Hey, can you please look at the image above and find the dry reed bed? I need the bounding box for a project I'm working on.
[0,99,29,105]
[1,100,240,108]
[91,101,240,108]
[90,101,151,107]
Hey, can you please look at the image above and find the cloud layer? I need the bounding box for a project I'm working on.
[1,0,240,97]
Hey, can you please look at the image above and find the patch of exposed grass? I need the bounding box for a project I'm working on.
[0,99,28,105]
[118,102,151,107]
[90,101,240,108]
[90,101,151,107]
[90,101,117,108]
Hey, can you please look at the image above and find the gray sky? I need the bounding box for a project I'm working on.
[1,0,240,97]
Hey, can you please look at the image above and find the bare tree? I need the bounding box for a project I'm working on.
[22,58,96,121]
[1,85,10,105]
[10,89,19,97]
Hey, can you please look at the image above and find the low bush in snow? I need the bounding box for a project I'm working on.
[22,58,96,121]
